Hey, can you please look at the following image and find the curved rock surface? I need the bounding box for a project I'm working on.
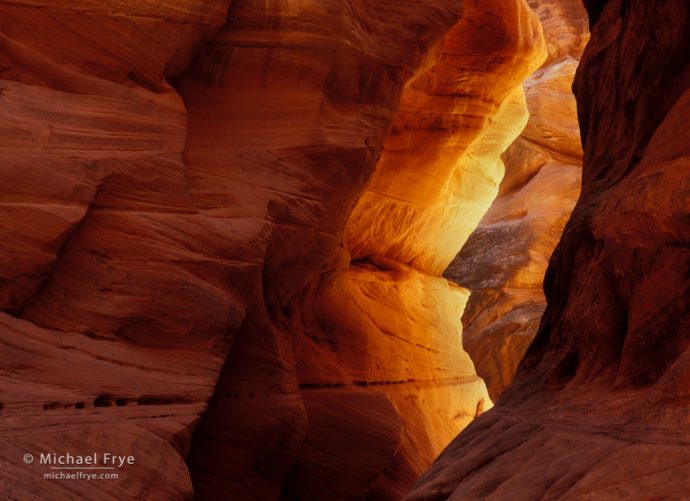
[409,1,690,499]
[445,0,588,400]
[0,1,234,499]
[0,0,546,499]
[180,1,545,499]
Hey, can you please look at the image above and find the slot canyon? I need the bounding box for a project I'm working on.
[0,1,688,501]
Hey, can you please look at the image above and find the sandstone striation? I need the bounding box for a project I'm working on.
[445,0,588,400]
[0,1,235,499]
[180,1,545,499]
[0,0,547,499]
[409,1,690,499]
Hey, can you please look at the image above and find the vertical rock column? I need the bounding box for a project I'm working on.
[283,0,546,499]
[174,1,467,499]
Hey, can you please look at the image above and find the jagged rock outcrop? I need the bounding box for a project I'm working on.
[408,1,690,499]
[0,1,546,500]
[445,0,588,400]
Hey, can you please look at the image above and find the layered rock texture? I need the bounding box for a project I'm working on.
[1,2,236,499]
[181,1,546,499]
[0,1,547,500]
[409,1,690,499]
[445,0,589,400]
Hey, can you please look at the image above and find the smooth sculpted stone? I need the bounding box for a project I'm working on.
[409,1,690,499]
[446,0,588,400]
[2,0,546,499]
[180,1,544,498]
[0,1,234,499]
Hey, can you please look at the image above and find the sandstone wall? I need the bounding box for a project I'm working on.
[0,2,234,498]
[0,0,546,499]
[445,0,588,400]
[408,1,690,498]
[180,1,545,498]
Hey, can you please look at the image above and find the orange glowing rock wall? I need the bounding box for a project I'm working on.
[1,0,547,499]
[182,1,546,499]
[408,0,690,499]
[445,0,589,400]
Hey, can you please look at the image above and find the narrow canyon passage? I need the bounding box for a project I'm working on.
[446,0,588,401]
[408,0,690,498]
[0,1,688,500]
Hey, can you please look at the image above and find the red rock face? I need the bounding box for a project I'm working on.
[445,0,589,400]
[0,0,546,499]
[0,2,234,499]
[408,1,690,499]
[8,0,685,499]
